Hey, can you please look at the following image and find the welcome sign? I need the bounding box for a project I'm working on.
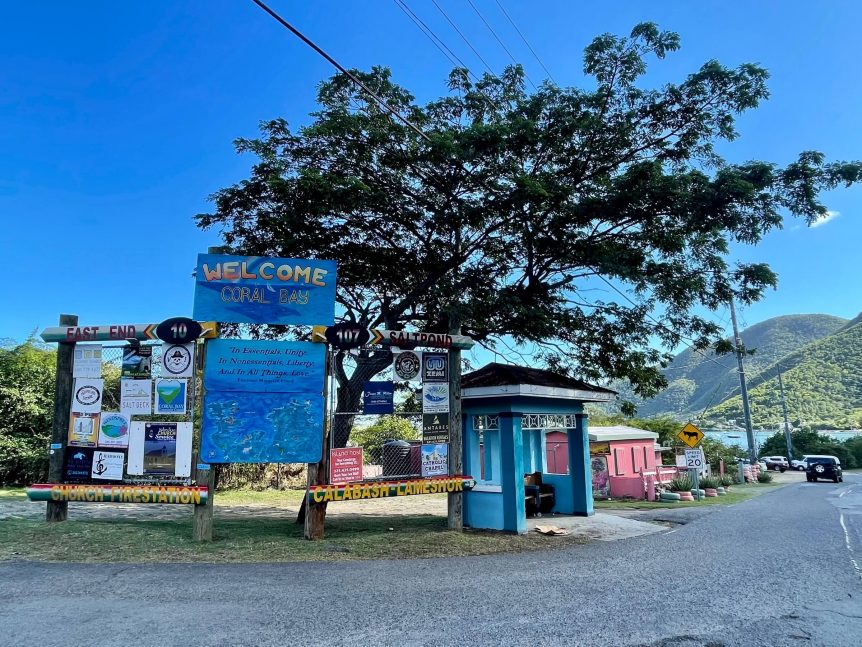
[192,254,336,326]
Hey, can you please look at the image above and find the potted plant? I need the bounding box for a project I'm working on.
[668,475,694,501]
[719,474,734,491]
[699,475,720,497]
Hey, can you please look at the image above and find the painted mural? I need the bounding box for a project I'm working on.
[591,456,610,499]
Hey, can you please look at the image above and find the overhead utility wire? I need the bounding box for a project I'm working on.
[430,0,496,76]
[593,273,736,372]
[250,0,431,144]
[465,0,538,90]
[392,0,500,113]
[392,0,463,70]
[493,0,556,84]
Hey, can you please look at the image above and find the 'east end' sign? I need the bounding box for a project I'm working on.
[192,254,336,326]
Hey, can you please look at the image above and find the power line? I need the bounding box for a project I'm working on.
[465,0,537,90]
[392,0,463,70]
[493,0,556,84]
[250,0,432,144]
[430,0,496,76]
[593,273,736,372]
[392,0,501,113]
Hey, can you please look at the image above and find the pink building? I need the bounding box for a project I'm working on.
[546,425,659,500]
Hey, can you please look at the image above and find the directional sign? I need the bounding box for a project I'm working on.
[41,321,217,343]
[311,326,474,350]
[324,322,371,349]
[677,422,704,448]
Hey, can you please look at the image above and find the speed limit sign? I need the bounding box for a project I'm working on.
[685,449,705,469]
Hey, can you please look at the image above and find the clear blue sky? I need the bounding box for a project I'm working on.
[2,1,860,345]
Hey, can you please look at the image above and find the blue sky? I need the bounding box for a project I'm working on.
[2,1,860,347]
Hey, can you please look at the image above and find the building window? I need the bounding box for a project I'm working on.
[614,448,624,475]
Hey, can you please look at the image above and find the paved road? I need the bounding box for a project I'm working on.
[1,476,860,647]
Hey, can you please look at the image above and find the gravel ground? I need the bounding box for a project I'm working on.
[1,473,860,646]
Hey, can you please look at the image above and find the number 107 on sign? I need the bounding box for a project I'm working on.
[685,449,704,469]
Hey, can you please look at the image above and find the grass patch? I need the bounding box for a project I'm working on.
[594,482,781,510]
[215,489,306,506]
[0,514,586,563]
[0,487,26,500]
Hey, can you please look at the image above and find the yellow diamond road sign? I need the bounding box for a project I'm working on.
[677,422,704,448]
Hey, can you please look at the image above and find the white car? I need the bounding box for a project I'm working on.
[791,458,807,471]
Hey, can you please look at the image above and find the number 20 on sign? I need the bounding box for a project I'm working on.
[685,449,704,469]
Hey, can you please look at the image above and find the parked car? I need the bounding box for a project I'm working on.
[805,456,843,483]
[763,456,789,472]
[790,458,808,471]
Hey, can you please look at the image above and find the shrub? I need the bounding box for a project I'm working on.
[719,474,735,487]
[698,475,720,489]
[669,475,693,492]
[757,471,774,483]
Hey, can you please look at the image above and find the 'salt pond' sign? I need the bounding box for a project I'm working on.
[193,254,336,326]
[308,476,475,502]
[201,339,326,464]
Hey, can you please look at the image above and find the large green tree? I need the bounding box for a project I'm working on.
[197,23,860,447]
[0,341,56,485]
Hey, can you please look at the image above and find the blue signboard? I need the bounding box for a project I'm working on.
[203,339,325,393]
[201,392,325,463]
[192,254,337,326]
[363,381,394,414]
[201,339,326,464]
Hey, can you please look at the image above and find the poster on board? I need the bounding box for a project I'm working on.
[155,379,187,415]
[422,413,450,444]
[127,422,193,477]
[422,383,449,414]
[120,379,152,415]
[393,351,422,382]
[71,378,103,414]
[63,448,94,482]
[161,343,195,378]
[90,450,125,481]
[68,412,99,446]
[98,412,130,448]
[363,381,394,414]
[421,443,449,477]
[330,447,363,484]
[421,351,448,382]
[122,346,152,378]
[73,345,102,378]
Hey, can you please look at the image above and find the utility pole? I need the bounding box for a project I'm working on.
[777,363,794,459]
[729,298,757,464]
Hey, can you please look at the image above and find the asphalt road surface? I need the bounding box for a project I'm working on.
[1,475,860,647]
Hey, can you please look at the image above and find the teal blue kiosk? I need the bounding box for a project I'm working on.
[461,363,616,534]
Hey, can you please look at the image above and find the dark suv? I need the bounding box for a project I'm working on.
[806,456,843,483]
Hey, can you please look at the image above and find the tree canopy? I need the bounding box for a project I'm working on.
[197,23,861,426]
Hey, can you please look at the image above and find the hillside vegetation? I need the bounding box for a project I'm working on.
[635,314,847,417]
[708,314,862,429]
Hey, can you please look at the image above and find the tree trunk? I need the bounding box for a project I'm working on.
[300,348,392,533]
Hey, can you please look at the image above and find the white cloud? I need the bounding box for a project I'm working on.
[810,210,840,228]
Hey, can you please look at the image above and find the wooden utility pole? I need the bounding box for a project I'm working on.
[447,315,463,531]
[46,313,77,522]
[729,299,757,464]
[777,363,794,459]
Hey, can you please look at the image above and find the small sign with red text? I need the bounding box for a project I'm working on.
[330,447,363,484]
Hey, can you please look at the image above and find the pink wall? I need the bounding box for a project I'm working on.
[609,476,646,499]
[607,439,656,476]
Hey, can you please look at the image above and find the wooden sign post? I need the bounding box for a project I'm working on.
[46,314,77,522]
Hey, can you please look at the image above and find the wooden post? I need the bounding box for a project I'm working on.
[192,307,219,542]
[305,349,332,540]
[46,314,77,522]
[447,324,463,531]
[192,453,216,542]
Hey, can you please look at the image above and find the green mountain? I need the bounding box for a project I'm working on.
[707,313,862,429]
[634,314,848,417]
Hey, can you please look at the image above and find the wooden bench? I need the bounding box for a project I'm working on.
[524,472,555,517]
